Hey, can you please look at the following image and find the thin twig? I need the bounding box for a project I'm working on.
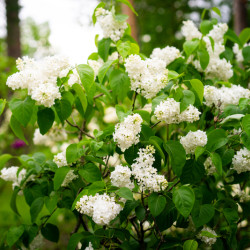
[93,90,112,99]
[167,180,180,192]
[66,119,94,139]
[151,121,161,128]
[132,92,138,111]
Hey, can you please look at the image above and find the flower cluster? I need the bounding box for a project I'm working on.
[233,43,250,63]
[110,165,134,190]
[232,148,250,174]
[197,226,217,246]
[154,98,201,124]
[61,170,78,187]
[204,157,217,175]
[75,193,123,225]
[0,166,26,189]
[125,55,168,99]
[113,114,143,152]
[231,184,250,202]
[53,150,67,167]
[180,130,207,154]
[131,146,168,192]
[181,20,202,41]
[204,84,250,109]
[150,46,181,67]
[95,8,127,42]
[7,56,71,107]
[68,69,81,87]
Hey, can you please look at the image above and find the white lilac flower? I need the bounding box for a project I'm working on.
[68,69,81,87]
[113,114,143,152]
[232,148,250,174]
[181,20,202,41]
[85,242,94,250]
[103,107,118,123]
[76,193,123,225]
[125,55,168,99]
[95,8,127,42]
[197,226,217,246]
[131,145,168,192]
[88,58,104,79]
[0,166,26,189]
[204,157,217,175]
[204,85,250,109]
[150,46,181,66]
[178,104,201,123]
[61,170,78,187]
[231,184,250,202]
[180,130,207,154]
[110,165,134,190]
[233,43,250,63]
[53,150,67,167]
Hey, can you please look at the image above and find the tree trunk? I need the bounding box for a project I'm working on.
[5,0,21,58]
[233,0,248,35]
[121,0,138,42]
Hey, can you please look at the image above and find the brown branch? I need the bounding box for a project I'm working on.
[93,90,112,99]
[132,92,138,111]
[66,119,94,139]
[151,121,161,128]
[167,180,180,192]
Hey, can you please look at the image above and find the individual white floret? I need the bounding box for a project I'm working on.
[180,130,207,154]
[181,20,202,41]
[110,165,134,190]
[232,148,250,174]
[113,114,143,152]
[197,226,217,246]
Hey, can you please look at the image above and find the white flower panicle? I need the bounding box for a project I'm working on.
[232,148,250,174]
[181,20,202,41]
[68,69,81,87]
[125,55,168,99]
[113,114,143,152]
[150,46,181,66]
[76,193,123,225]
[103,107,118,123]
[53,150,67,167]
[7,56,71,107]
[204,157,217,175]
[180,130,207,154]
[197,227,217,246]
[233,43,250,63]
[95,8,127,42]
[88,58,104,79]
[204,85,250,109]
[154,99,201,124]
[61,170,78,187]
[131,145,168,192]
[0,167,26,189]
[110,165,134,190]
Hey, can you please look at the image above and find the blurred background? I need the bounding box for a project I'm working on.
[0,0,249,248]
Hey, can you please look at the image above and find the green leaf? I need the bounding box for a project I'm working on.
[239,28,250,46]
[200,230,218,238]
[109,69,130,101]
[10,115,28,144]
[164,140,186,177]
[9,96,35,127]
[30,197,44,223]
[88,181,105,195]
[192,204,215,228]
[77,64,95,103]
[134,110,150,124]
[180,90,195,112]
[37,108,55,135]
[0,154,12,169]
[6,225,24,247]
[225,29,242,46]
[98,60,117,84]
[198,49,210,70]
[220,114,244,125]
[96,83,112,100]
[66,144,78,163]
[115,105,131,122]
[67,233,87,250]
[183,40,199,57]
[115,14,129,22]
[195,146,205,160]
[98,38,111,61]
[183,239,198,250]
[117,187,133,201]
[190,79,204,105]
[200,20,213,35]
[116,0,138,16]
[149,136,165,162]
[242,46,250,62]
[54,99,72,122]
[72,83,87,112]
[79,163,102,183]
[206,129,228,152]
[0,98,6,116]
[54,166,70,190]
[173,186,195,218]
[211,7,221,17]
[148,193,166,217]
[117,41,132,58]
[211,152,222,175]
[223,207,239,225]
[10,187,20,215]
[92,2,105,24]
[41,223,59,242]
